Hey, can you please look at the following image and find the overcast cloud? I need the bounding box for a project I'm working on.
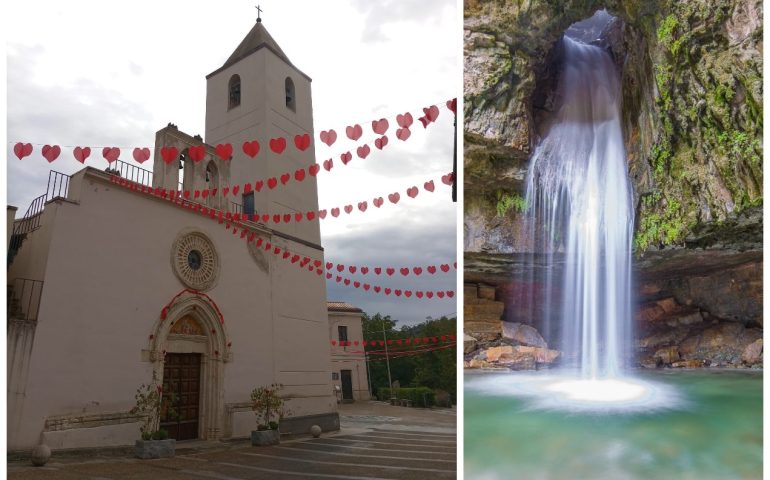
[5,0,458,325]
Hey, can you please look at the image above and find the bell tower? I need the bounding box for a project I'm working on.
[205,18,320,245]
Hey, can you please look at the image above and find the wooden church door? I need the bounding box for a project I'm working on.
[161,353,201,440]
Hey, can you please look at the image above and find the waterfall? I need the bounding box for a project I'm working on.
[523,34,634,379]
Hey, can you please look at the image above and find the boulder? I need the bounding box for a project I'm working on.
[741,339,763,365]
[671,359,704,368]
[485,345,513,362]
[464,334,478,354]
[653,346,680,364]
[502,322,547,348]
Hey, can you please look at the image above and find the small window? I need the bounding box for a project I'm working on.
[332,372,339,380]
[338,326,348,342]
[285,77,295,111]
[229,74,241,109]
[243,192,255,216]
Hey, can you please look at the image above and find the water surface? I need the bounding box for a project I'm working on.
[465,370,762,480]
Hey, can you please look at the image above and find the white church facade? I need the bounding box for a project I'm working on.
[7,19,343,451]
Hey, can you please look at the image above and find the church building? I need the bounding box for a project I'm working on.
[7,18,340,451]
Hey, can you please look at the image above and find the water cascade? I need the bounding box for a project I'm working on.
[523,26,634,379]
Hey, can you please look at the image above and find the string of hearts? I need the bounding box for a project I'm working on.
[110,172,454,224]
[323,261,456,277]
[336,342,458,358]
[109,175,456,299]
[331,334,456,347]
[11,98,457,163]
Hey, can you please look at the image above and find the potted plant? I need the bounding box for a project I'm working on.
[131,373,177,459]
[250,383,284,446]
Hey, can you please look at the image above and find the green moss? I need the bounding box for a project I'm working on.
[495,190,527,217]
[657,14,678,46]
[634,194,688,253]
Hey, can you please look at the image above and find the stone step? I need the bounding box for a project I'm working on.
[464,312,504,323]
[477,284,496,301]
[464,284,479,303]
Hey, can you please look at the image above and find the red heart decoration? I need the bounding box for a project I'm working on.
[388,192,400,204]
[424,180,435,192]
[319,129,337,147]
[345,124,363,141]
[384,288,392,295]
[447,98,457,114]
[130,147,149,163]
[160,146,177,164]
[336,264,345,272]
[244,183,252,194]
[416,291,424,299]
[396,113,413,128]
[363,284,370,291]
[261,214,270,223]
[319,210,327,219]
[326,273,332,279]
[374,286,381,293]
[386,268,395,276]
[341,152,353,165]
[223,187,230,197]
[374,267,382,275]
[194,190,201,199]
[102,147,120,163]
[361,267,369,274]
[372,118,389,135]
[349,266,357,274]
[274,246,282,254]
[400,268,409,276]
[314,260,322,267]
[344,205,353,214]
[447,291,455,298]
[396,128,411,141]
[358,201,367,212]
[42,145,61,163]
[404,291,412,298]
[395,290,402,297]
[406,186,418,198]
[442,173,454,185]
[290,254,299,262]
[413,267,422,275]
[306,211,316,221]
[283,213,291,223]
[269,137,287,154]
[267,177,278,189]
[331,208,340,217]
[73,146,91,163]
[188,145,206,162]
[440,264,450,272]
[344,279,351,286]
[294,134,311,151]
[232,185,240,196]
[295,168,306,182]
[13,142,33,160]
[280,173,291,185]
[353,281,361,288]
[335,276,342,282]
[323,159,334,171]
[309,164,321,176]
[326,262,333,270]
[184,190,191,199]
[215,143,233,161]
[373,197,384,208]
[356,145,371,158]
[255,181,264,192]
[427,265,437,274]
[374,136,389,150]
[424,105,440,122]
[426,291,434,299]
[242,140,260,158]
[202,190,210,199]
[437,291,446,299]
[273,214,281,223]
[419,116,430,128]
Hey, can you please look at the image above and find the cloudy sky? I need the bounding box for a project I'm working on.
[5,0,460,326]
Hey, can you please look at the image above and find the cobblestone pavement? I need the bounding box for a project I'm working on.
[8,402,457,480]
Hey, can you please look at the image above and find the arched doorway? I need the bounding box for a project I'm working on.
[147,293,229,440]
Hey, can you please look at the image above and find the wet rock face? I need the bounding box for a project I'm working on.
[464,0,762,255]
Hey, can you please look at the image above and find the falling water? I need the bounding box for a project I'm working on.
[523,26,634,379]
